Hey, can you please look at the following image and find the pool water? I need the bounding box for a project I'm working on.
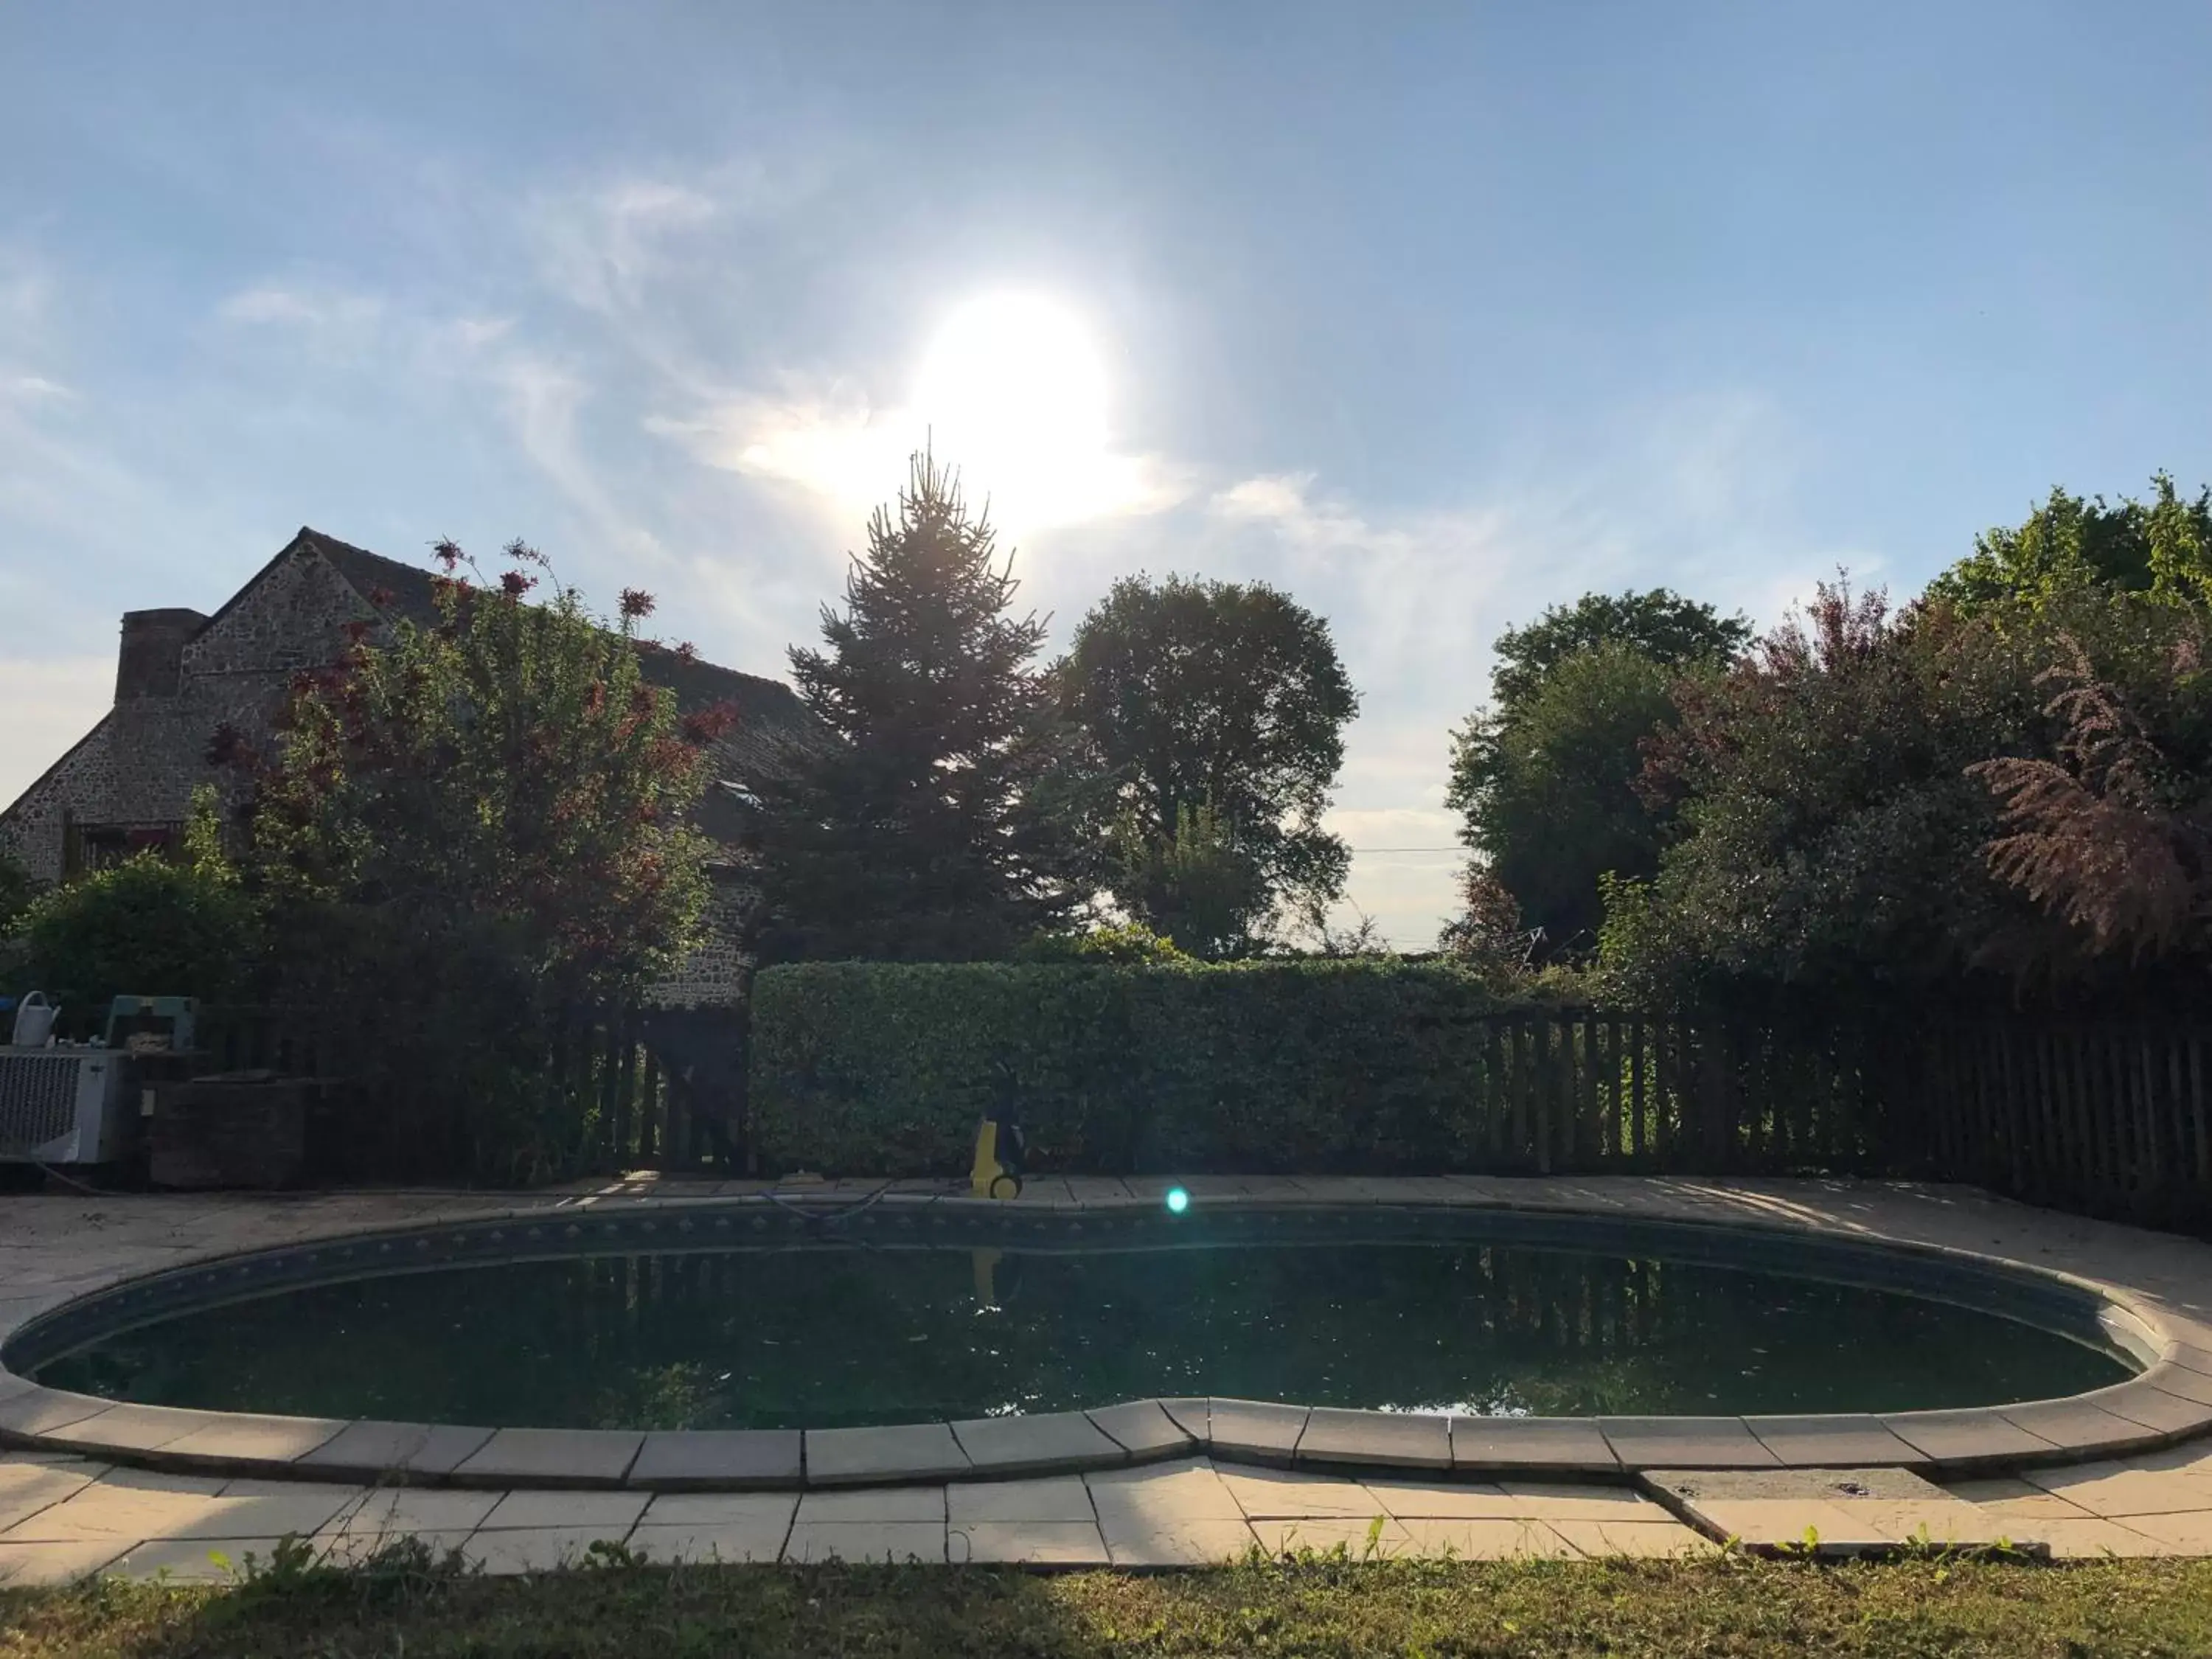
[32,1234,2127,1429]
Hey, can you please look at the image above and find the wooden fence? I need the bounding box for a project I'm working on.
[190,1000,2212,1228]
[196,1004,728,1180]
[1440,1010,1889,1177]
[1455,1010,2212,1230]
[1897,1019,2212,1231]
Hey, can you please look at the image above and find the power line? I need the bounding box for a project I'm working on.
[1344,846,1461,853]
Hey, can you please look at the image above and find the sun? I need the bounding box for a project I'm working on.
[911,293,1121,530]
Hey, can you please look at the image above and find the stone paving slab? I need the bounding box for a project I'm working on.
[629,1429,802,1489]
[1601,1417,1781,1470]
[33,1402,226,1457]
[453,1429,642,1489]
[1387,1516,1576,1559]
[1997,1398,2177,1461]
[295,1421,495,1482]
[0,1448,2205,1571]
[1248,1514,1411,1556]
[152,1413,348,1471]
[950,1519,1110,1565]
[479,1489,650,1531]
[1882,1409,2060,1470]
[797,1485,946,1523]
[784,1520,946,1563]
[1085,1399,1195,1461]
[462,1526,630,1574]
[805,1424,970,1486]
[947,1476,1094,1525]
[323,1487,506,1538]
[630,1517,791,1563]
[1645,1467,2028,1557]
[0,1537,130,1585]
[108,1536,290,1583]
[1218,1466,1391,1519]
[0,1461,102,1533]
[1295,1407,1451,1472]
[1745,1415,1927,1468]
[950,1411,1124,1476]
[1097,1514,1258,1568]
[1451,1416,1619,1474]
[1206,1399,1310,1467]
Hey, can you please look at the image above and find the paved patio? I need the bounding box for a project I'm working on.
[3,1175,2211,1581]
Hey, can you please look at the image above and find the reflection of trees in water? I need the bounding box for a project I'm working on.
[38,1242,2121,1430]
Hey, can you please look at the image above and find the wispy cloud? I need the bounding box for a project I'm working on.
[219,285,385,331]
[529,178,722,317]
[655,380,1192,539]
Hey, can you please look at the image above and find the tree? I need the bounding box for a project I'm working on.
[1486,589,1751,713]
[1446,589,1747,953]
[16,787,255,1019]
[1972,629,2212,966]
[1924,474,2212,615]
[751,451,1079,961]
[1448,643,1683,951]
[240,541,720,1007]
[1107,799,1272,961]
[229,540,726,1180]
[1056,574,1358,956]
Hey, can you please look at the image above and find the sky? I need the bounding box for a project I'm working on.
[3,2,2208,948]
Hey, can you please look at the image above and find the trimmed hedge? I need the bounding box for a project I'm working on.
[748,960,1514,1175]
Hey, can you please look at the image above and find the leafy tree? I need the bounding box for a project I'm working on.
[1057,574,1357,956]
[1593,577,2212,1014]
[1017,920,1189,964]
[0,853,38,935]
[229,541,725,1180]
[1447,589,1747,953]
[240,542,719,1006]
[751,452,1079,961]
[1486,589,1751,713]
[1105,799,1272,961]
[1924,474,2212,614]
[1973,628,2212,965]
[18,787,255,1018]
[1448,643,1683,950]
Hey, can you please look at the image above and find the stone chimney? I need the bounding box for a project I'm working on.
[114,609,208,703]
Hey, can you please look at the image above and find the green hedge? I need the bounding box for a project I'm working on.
[748,960,1514,1175]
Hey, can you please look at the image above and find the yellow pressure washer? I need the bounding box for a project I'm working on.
[969,1102,1026,1200]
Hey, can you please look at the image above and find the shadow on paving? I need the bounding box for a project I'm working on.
[5,1543,2212,1657]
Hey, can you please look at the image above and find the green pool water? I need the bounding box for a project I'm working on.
[31,1231,2128,1429]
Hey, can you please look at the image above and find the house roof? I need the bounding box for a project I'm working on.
[288,529,824,836]
[1,526,822,851]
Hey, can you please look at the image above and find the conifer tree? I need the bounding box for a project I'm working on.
[752,451,1079,959]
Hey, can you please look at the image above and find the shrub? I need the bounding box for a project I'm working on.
[1017,922,1189,964]
[748,959,1506,1175]
[18,854,256,1022]
[225,544,724,1183]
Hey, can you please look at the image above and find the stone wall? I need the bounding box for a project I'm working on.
[647,877,757,1010]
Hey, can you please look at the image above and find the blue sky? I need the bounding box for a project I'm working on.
[4,2,2208,946]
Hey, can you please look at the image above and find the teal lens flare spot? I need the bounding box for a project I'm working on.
[1165,1186,1191,1215]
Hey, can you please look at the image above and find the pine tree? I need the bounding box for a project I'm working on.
[752,451,1079,960]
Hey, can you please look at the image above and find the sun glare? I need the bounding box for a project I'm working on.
[721,290,1177,534]
[911,293,1125,531]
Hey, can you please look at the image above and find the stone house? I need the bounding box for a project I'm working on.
[0,526,817,1012]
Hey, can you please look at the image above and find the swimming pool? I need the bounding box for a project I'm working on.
[16,1203,2132,1431]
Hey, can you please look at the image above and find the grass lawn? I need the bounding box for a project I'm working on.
[4,1543,2212,1658]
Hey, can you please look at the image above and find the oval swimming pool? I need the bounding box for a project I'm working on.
[17,1206,2132,1430]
